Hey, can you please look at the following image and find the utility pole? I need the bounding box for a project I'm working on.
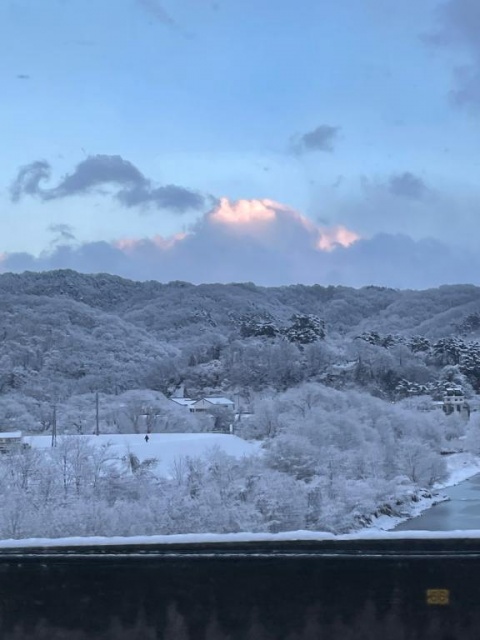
[51,403,57,447]
[95,391,100,436]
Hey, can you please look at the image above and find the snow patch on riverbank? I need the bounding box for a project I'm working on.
[370,452,480,532]
[369,492,449,532]
[438,452,480,488]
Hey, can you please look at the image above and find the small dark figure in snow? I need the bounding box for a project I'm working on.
[144,434,149,443]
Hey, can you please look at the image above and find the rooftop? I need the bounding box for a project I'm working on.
[204,397,235,405]
[170,398,196,407]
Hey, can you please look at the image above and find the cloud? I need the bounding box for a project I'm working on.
[10,160,51,202]
[0,198,361,284]
[327,233,477,288]
[137,0,176,27]
[321,171,437,241]
[3,195,478,288]
[48,224,76,244]
[16,74,30,80]
[427,0,480,107]
[388,172,429,200]
[117,183,205,213]
[319,171,480,252]
[317,227,360,252]
[6,196,468,288]
[291,125,340,154]
[10,155,206,214]
[45,155,146,199]
[0,227,475,289]
[210,198,277,225]
[428,0,480,49]
[206,198,359,252]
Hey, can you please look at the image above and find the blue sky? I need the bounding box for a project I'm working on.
[2,0,480,287]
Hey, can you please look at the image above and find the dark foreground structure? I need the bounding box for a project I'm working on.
[0,537,479,639]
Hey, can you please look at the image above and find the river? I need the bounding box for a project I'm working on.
[394,473,480,531]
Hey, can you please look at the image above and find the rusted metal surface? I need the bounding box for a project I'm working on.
[0,538,478,639]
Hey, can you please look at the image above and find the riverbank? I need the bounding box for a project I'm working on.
[368,452,480,532]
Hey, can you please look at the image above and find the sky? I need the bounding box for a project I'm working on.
[2,0,480,288]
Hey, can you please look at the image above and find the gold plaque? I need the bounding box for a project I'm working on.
[426,589,450,605]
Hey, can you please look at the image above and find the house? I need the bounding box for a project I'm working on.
[190,397,235,413]
[169,396,236,433]
[443,386,470,418]
[415,386,471,420]
[170,396,235,413]
[0,431,24,452]
[170,398,196,410]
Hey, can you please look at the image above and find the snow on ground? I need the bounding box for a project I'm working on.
[369,493,449,532]
[1,529,480,549]
[26,433,261,477]
[16,436,480,543]
[438,451,480,487]
[369,451,480,532]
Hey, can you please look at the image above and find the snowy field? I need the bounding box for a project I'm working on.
[25,433,261,477]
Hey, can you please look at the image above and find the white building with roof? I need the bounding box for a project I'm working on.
[170,398,196,409]
[443,386,470,418]
[0,431,24,452]
[190,397,235,412]
[170,396,235,413]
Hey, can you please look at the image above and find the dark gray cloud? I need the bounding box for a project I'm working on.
[117,184,205,213]
[450,65,480,107]
[50,155,146,199]
[428,0,480,49]
[10,160,51,202]
[137,0,176,26]
[388,172,429,200]
[321,172,480,259]
[48,224,76,244]
[292,125,340,154]
[317,171,443,244]
[10,155,206,213]
[427,0,480,107]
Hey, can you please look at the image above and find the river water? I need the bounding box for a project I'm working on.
[394,474,480,531]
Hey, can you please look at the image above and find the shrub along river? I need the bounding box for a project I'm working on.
[395,474,480,531]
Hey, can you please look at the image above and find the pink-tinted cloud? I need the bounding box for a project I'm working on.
[207,198,360,251]
[110,198,360,257]
[317,226,360,252]
[209,197,278,226]
[115,232,188,253]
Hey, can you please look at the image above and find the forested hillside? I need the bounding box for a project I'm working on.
[1,270,480,412]
[1,269,480,537]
